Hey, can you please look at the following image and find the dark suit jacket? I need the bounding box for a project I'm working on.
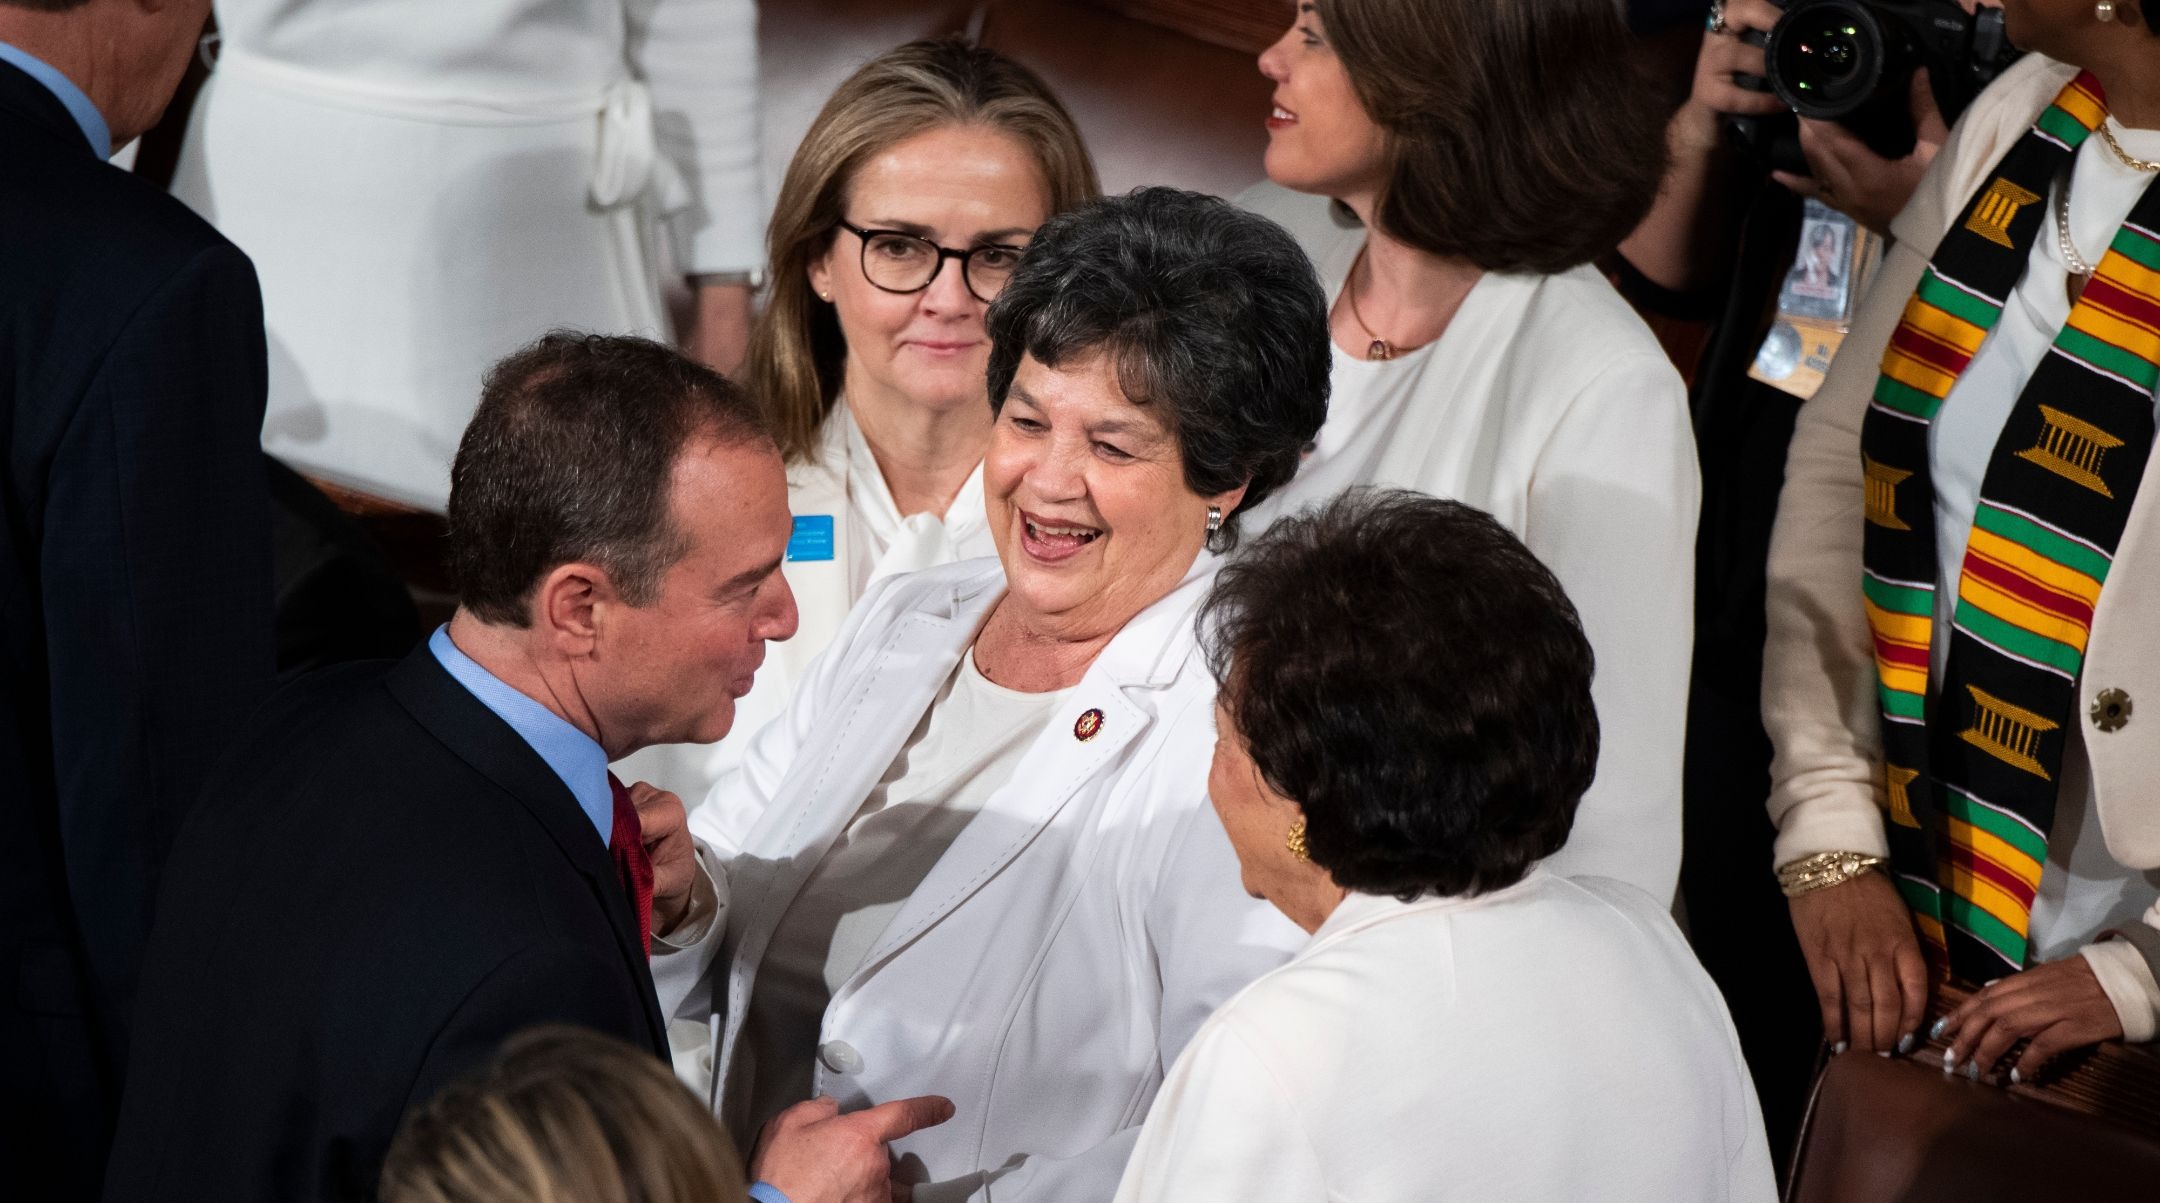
[0,58,274,1200]
[103,646,668,1203]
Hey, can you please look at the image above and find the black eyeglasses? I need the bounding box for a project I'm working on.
[835,218,1028,304]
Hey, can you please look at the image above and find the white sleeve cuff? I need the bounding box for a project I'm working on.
[2078,939,2160,1043]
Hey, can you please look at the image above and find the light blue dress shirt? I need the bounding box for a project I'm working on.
[0,40,110,156]
[431,629,791,1201]
[428,626,614,846]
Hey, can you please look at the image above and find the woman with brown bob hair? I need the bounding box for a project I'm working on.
[621,38,1098,802]
[1240,0,1699,906]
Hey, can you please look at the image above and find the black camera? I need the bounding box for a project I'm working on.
[1734,0,2019,172]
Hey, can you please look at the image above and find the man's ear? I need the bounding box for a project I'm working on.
[532,562,615,656]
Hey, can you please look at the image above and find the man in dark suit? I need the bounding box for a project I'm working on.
[0,1,273,1197]
[107,333,953,1203]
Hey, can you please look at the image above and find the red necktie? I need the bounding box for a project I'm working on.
[607,773,654,956]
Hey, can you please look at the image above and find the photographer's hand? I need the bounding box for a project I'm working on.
[1619,0,1788,292]
[1774,68,1951,236]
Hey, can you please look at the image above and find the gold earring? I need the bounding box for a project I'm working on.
[1285,819,1309,862]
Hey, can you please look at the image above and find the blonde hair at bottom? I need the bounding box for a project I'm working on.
[379,1025,747,1203]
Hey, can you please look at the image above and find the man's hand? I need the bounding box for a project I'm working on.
[750,1094,957,1203]
[687,279,754,377]
[626,781,698,936]
[1938,957,2123,1083]
[1773,68,1950,235]
[1789,869,1930,1052]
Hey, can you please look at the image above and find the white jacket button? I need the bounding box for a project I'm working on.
[820,1040,863,1074]
[2091,688,2132,733]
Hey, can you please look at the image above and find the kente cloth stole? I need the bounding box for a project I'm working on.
[1861,70,2160,985]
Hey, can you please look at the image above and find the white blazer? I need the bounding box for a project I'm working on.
[1114,874,1779,1203]
[658,556,1303,1202]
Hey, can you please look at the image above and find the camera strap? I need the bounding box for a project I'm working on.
[1858,69,2160,987]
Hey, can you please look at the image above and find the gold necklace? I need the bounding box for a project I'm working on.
[2097,122,2160,174]
[1343,246,1396,361]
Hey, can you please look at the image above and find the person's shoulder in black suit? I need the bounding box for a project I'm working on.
[105,648,657,1203]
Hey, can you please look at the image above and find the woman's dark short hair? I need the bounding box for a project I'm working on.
[1201,489,1600,899]
[1317,0,1668,274]
[984,187,1330,549]
[447,332,771,627]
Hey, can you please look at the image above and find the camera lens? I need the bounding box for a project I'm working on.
[1766,0,1885,119]
[1794,24,1862,88]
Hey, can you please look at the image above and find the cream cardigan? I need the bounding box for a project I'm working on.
[1762,53,2160,1036]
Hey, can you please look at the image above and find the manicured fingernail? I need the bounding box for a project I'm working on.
[1929,1018,1947,1040]
[1832,1040,1848,1055]
[1877,1050,1892,1058]
[1963,1060,1980,1080]
[1943,1048,1959,1073]
[2009,1067,2022,1085]
[1897,1032,1917,1055]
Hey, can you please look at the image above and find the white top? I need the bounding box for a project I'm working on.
[1923,121,2160,959]
[1237,184,1700,905]
[614,404,995,804]
[179,0,763,508]
[743,649,1066,1133]
[1114,873,1778,1203]
[839,402,993,593]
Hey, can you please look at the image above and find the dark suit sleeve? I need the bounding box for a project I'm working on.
[383,940,652,1159]
[42,240,274,1062]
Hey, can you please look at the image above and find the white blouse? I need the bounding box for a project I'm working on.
[1114,874,1778,1203]
[1922,120,2160,960]
[744,648,1066,1136]
[1238,185,1701,905]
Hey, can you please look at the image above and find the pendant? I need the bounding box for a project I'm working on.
[1367,339,1395,362]
[2067,273,2090,307]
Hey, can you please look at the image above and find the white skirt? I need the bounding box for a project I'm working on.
[173,47,675,510]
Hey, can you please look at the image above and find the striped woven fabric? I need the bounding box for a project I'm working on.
[1859,71,2160,983]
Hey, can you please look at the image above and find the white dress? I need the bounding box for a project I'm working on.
[173,0,763,510]
[1114,873,1779,1203]
[1239,184,1701,905]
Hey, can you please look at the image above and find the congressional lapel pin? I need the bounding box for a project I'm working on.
[1073,708,1105,742]
[786,514,835,562]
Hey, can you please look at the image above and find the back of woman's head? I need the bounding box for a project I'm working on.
[747,37,1101,462]
[1317,0,1667,274]
[380,1026,747,1203]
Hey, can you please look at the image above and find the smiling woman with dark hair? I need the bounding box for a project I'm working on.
[1114,490,1777,1203]
[1237,0,1699,908]
[661,186,1330,1201]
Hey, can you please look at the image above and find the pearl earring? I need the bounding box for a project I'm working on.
[2096,0,2116,20]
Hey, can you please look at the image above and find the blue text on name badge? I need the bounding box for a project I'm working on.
[787,515,835,562]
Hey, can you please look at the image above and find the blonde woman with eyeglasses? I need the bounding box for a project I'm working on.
[618,37,1098,809]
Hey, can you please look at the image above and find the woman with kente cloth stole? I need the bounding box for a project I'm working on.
[1764,0,2160,1082]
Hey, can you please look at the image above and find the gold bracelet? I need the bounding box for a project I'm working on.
[1776,850,1886,898]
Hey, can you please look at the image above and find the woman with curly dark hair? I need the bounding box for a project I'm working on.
[1114,490,1775,1203]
